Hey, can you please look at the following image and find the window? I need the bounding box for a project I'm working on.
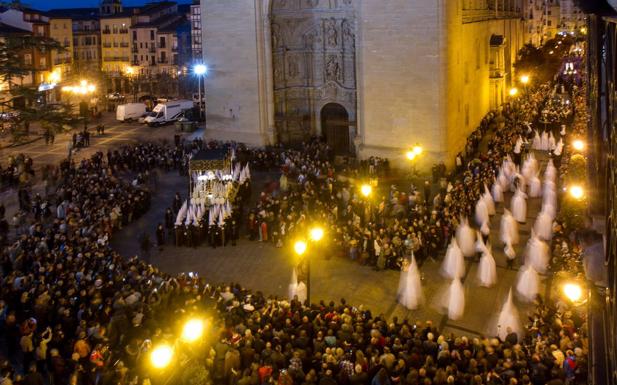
[132,31,137,41]
[150,30,155,40]
[24,54,32,65]
[39,57,46,67]
[159,36,166,48]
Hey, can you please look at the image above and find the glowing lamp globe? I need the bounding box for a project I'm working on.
[360,184,372,197]
[181,318,204,342]
[569,185,584,200]
[572,139,585,152]
[563,283,583,302]
[309,227,324,242]
[194,64,208,75]
[150,344,173,369]
[294,240,307,256]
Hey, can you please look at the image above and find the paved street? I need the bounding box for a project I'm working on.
[112,155,550,338]
[0,110,551,337]
[0,112,203,217]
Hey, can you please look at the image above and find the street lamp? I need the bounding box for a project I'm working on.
[509,87,519,97]
[150,343,174,369]
[181,318,205,343]
[568,185,585,200]
[125,66,137,102]
[360,184,372,198]
[193,64,207,122]
[294,240,307,256]
[520,74,530,85]
[572,139,585,152]
[309,227,324,242]
[562,282,583,302]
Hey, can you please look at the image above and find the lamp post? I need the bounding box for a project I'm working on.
[405,144,423,179]
[572,139,585,153]
[294,240,309,303]
[125,66,137,102]
[360,183,372,223]
[193,64,207,122]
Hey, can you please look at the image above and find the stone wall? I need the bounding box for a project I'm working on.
[271,0,356,148]
[201,0,273,146]
[355,0,447,169]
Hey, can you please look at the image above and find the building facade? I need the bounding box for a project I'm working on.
[190,1,202,62]
[48,17,73,82]
[201,0,525,168]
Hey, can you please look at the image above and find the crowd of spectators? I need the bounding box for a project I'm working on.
[0,56,590,385]
[247,83,560,270]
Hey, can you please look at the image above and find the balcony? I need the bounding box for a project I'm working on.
[102,43,112,48]
[131,61,140,66]
[158,58,168,64]
[462,8,522,23]
[131,46,138,53]
[119,28,129,34]
[120,42,129,48]
[102,29,111,34]
[148,47,156,53]
[54,58,71,65]
[103,56,129,62]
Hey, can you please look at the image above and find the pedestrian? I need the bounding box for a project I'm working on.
[156,223,165,248]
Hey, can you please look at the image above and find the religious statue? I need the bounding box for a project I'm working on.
[342,19,354,47]
[325,19,338,47]
[326,55,341,82]
[287,56,299,78]
[272,24,281,48]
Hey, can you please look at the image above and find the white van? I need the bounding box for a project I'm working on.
[144,100,194,126]
[116,103,146,122]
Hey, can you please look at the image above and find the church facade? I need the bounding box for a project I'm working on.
[201,0,525,168]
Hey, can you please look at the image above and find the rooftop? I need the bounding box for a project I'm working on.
[0,21,30,35]
[45,8,99,20]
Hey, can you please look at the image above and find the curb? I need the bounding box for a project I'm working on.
[0,135,43,150]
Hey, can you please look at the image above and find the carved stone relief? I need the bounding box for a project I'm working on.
[271,0,356,147]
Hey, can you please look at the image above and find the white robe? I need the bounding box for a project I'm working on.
[446,278,465,320]
[295,281,307,304]
[456,218,477,258]
[492,183,504,203]
[528,174,542,198]
[496,289,522,340]
[516,264,539,302]
[525,234,550,274]
[475,199,489,227]
[534,211,554,241]
[477,250,497,287]
[399,255,424,310]
[541,131,550,151]
[532,131,542,150]
[483,186,496,215]
[500,209,519,245]
[511,189,527,223]
[288,268,298,301]
[442,238,465,279]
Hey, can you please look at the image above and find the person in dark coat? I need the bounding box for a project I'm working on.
[156,223,165,247]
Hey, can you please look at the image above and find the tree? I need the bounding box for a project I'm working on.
[0,32,78,142]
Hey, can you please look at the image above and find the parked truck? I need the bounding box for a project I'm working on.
[116,103,147,122]
[144,100,194,126]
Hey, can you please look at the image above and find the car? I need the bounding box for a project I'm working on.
[106,92,125,101]
[0,111,20,121]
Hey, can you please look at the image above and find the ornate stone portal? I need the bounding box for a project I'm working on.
[271,0,356,153]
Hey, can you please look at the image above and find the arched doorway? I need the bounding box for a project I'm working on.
[321,103,350,155]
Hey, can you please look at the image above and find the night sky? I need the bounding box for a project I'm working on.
[24,0,191,11]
